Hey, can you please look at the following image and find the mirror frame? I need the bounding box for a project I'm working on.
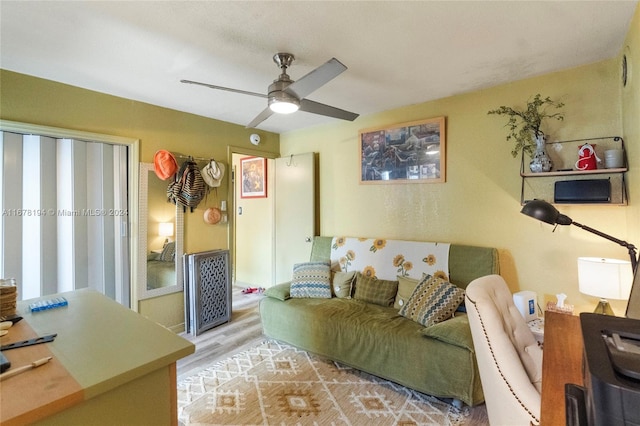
[138,162,184,299]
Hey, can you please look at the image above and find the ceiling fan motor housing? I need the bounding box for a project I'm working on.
[268,79,299,112]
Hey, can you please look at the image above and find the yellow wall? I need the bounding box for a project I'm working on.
[2,5,638,322]
[281,40,639,316]
[621,5,640,298]
[0,70,280,328]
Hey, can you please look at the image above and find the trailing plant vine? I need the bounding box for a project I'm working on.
[488,94,564,157]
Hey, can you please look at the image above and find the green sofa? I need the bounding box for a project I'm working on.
[260,236,499,407]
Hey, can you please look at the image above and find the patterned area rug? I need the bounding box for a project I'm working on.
[178,340,471,425]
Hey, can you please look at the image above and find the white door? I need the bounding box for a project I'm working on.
[274,152,316,283]
[233,155,274,288]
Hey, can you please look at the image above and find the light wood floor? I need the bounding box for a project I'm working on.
[177,285,265,381]
[176,285,489,424]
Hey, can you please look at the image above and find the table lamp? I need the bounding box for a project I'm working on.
[520,200,638,273]
[158,222,174,246]
[577,257,633,315]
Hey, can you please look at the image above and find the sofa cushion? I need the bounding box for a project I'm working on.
[353,272,398,307]
[290,261,332,298]
[394,275,420,310]
[264,282,291,301]
[420,313,474,351]
[399,275,465,327]
[332,270,356,298]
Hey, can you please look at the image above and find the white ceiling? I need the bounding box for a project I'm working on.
[1,1,637,134]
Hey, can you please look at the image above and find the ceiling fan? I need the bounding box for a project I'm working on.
[181,53,359,128]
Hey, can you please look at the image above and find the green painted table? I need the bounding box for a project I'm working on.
[1,289,194,425]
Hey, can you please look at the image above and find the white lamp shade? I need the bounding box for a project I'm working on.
[577,257,633,300]
[158,222,174,237]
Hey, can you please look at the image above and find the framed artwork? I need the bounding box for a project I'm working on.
[240,156,267,198]
[359,116,446,184]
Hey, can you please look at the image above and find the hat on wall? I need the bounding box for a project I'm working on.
[203,207,222,225]
[153,150,178,180]
[201,160,225,188]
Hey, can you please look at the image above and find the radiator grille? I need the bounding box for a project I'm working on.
[184,250,231,335]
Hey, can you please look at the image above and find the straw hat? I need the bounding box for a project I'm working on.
[153,150,178,180]
[203,207,222,225]
[201,160,225,187]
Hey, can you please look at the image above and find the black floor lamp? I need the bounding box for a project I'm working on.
[520,200,638,274]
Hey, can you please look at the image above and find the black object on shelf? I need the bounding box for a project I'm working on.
[554,179,611,203]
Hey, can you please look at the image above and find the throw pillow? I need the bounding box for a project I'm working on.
[399,275,465,327]
[290,261,332,298]
[420,313,474,351]
[263,282,291,301]
[353,272,398,307]
[332,270,356,298]
[159,241,175,262]
[393,275,420,310]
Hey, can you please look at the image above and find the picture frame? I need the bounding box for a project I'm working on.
[359,116,446,184]
[240,156,268,198]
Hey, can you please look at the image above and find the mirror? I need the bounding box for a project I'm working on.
[138,162,184,299]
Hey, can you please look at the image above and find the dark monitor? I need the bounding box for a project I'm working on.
[626,267,640,320]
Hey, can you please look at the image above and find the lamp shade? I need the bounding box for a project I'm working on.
[520,199,572,225]
[578,257,633,300]
[158,222,174,237]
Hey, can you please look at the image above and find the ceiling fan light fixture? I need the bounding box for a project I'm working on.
[268,91,300,114]
[269,99,299,114]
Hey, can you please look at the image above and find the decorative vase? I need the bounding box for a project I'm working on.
[529,134,553,173]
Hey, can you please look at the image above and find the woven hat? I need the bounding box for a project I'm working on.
[203,207,222,225]
[153,150,178,180]
[201,160,225,188]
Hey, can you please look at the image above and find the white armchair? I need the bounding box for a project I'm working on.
[465,275,543,425]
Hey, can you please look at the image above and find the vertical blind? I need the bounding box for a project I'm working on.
[0,131,130,306]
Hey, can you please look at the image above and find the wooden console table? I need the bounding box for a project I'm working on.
[0,289,195,425]
[540,311,584,426]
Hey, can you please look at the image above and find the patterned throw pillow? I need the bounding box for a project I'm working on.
[353,272,398,307]
[290,261,332,298]
[332,270,356,298]
[399,275,465,327]
[159,241,175,262]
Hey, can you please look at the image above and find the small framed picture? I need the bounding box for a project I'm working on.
[240,156,267,198]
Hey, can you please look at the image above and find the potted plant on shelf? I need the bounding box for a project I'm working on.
[488,94,564,172]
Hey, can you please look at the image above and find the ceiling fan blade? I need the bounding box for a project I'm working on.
[180,79,267,98]
[246,107,275,128]
[299,99,359,121]
[285,58,347,99]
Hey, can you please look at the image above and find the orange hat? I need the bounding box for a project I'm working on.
[153,150,178,180]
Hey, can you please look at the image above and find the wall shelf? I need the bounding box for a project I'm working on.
[520,136,628,205]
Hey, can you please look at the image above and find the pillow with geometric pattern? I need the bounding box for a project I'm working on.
[290,261,332,298]
[399,274,465,327]
[159,241,175,262]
